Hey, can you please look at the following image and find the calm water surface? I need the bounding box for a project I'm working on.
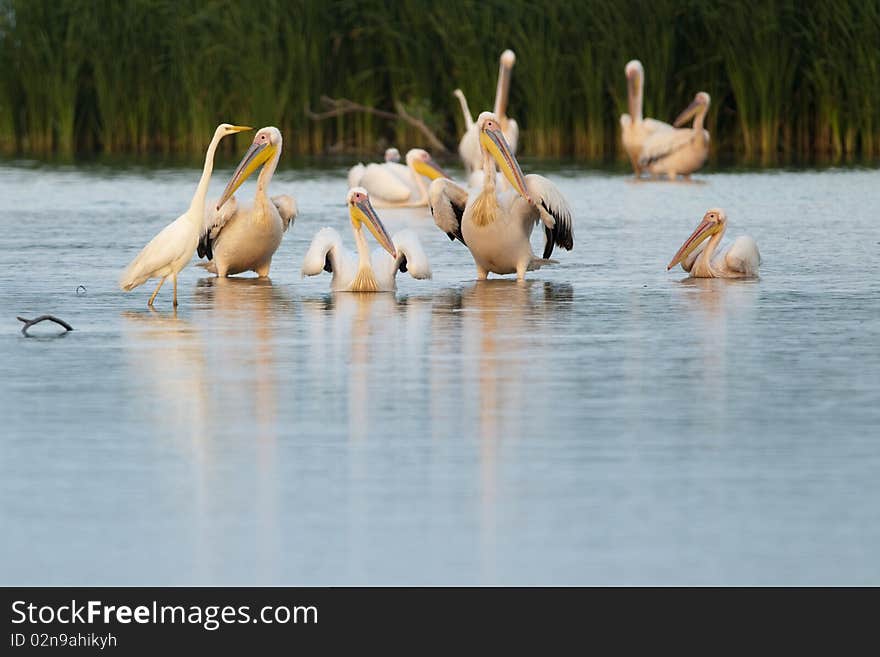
[1,160,878,585]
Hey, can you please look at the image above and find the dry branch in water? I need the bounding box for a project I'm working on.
[306,96,448,153]
[17,315,74,336]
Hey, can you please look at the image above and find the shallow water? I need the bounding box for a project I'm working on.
[1,160,878,585]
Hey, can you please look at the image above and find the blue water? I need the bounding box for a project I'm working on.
[1,162,878,584]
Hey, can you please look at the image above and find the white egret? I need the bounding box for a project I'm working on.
[429,112,573,281]
[199,126,297,277]
[119,123,252,307]
[667,208,760,278]
[639,92,711,180]
[619,59,673,176]
[302,187,431,292]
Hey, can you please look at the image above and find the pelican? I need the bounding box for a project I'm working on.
[457,49,519,183]
[347,148,447,208]
[302,188,431,292]
[619,59,673,176]
[639,92,711,180]
[429,112,573,281]
[119,123,252,307]
[667,208,760,278]
[347,147,400,188]
[198,126,297,277]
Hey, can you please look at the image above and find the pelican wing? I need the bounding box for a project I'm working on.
[524,174,574,258]
[271,194,298,232]
[301,227,344,276]
[724,235,761,275]
[198,196,238,260]
[638,128,699,167]
[359,163,412,202]
[390,229,432,279]
[428,178,469,245]
[642,117,674,135]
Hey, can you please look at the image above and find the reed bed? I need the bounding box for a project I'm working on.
[0,0,877,162]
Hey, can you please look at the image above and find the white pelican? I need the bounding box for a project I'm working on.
[429,112,573,281]
[457,49,519,184]
[667,208,760,278]
[119,123,251,307]
[619,59,673,176]
[347,148,447,208]
[302,187,431,292]
[198,126,297,277]
[347,147,400,188]
[639,92,711,180]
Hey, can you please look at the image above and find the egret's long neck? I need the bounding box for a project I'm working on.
[189,132,222,219]
[695,224,726,276]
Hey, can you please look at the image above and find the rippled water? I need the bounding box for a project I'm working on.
[1,159,878,585]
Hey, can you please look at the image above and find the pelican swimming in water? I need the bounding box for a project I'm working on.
[457,49,519,185]
[347,147,401,188]
[302,188,431,292]
[619,59,673,176]
[198,126,297,277]
[429,112,573,281]
[667,208,760,278]
[347,148,447,208]
[639,92,711,180]
[119,123,252,307]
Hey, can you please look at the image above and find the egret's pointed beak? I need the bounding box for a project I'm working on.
[480,126,530,202]
[229,125,253,133]
[216,140,277,210]
[351,196,396,259]
[667,219,721,270]
[674,98,702,128]
[412,157,448,181]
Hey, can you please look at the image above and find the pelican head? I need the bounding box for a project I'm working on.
[674,92,711,128]
[384,147,401,163]
[405,148,447,180]
[217,126,282,209]
[477,111,530,201]
[347,187,396,258]
[667,208,726,270]
[215,123,252,138]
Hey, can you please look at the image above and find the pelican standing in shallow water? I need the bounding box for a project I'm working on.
[429,112,573,281]
[199,126,297,277]
[119,123,252,307]
[639,92,711,180]
[347,148,447,208]
[619,59,673,176]
[302,188,431,292]
[457,49,519,184]
[667,208,760,278]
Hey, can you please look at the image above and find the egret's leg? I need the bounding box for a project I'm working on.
[148,278,166,307]
[476,265,489,280]
[172,274,178,307]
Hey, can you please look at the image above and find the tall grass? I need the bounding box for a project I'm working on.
[0,0,877,162]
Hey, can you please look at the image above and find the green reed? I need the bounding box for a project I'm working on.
[0,0,877,162]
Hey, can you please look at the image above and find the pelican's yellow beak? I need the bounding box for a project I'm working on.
[412,156,448,181]
[350,195,396,259]
[480,125,530,202]
[674,98,702,128]
[667,218,722,270]
[216,139,277,210]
